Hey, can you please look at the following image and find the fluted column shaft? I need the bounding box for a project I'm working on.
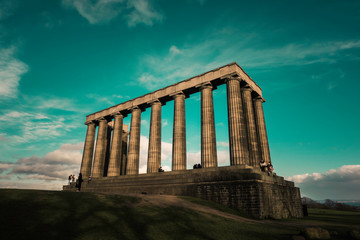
[253,97,271,164]
[147,101,162,173]
[80,122,96,178]
[172,92,186,171]
[201,84,217,168]
[226,78,249,165]
[92,119,108,177]
[242,86,261,166]
[126,107,141,175]
[107,114,124,176]
[103,124,112,176]
[120,132,129,175]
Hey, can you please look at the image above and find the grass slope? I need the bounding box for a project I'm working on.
[0,189,359,240]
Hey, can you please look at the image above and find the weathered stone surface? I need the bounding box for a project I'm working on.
[85,63,263,123]
[80,122,96,178]
[147,100,162,173]
[200,83,217,168]
[64,165,303,219]
[226,78,249,165]
[126,107,141,175]
[172,92,186,171]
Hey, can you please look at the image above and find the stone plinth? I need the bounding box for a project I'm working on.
[64,165,303,219]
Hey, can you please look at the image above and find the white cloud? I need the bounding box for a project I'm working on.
[217,141,229,147]
[286,165,360,200]
[0,143,84,190]
[0,46,28,100]
[86,93,115,105]
[135,25,360,91]
[62,0,124,24]
[126,0,163,27]
[141,119,148,126]
[62,0,162,26]
[0,110,76,143]
[162,119,168,127]
[169,45,181,55]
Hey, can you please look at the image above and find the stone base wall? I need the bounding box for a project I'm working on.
[63,165,303,219]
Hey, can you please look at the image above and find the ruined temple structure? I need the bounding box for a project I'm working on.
[63,62,303,219]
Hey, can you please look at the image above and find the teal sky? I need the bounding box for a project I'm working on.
[0,0,359,200]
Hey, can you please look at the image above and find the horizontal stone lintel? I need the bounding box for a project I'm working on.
[85,62,263,123]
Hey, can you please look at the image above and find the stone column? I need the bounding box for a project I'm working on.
[241,85,261,166]
[103,124,112,176]
[120,131,129,175]
[92,118,108,178]
[171,92,186,171]
[200,83,217,168]
[147,100,162,173]
[80,122,96,178]
[226,78,249,165]
[107,113,124,176]
[126,107,141,175]
[253,97,271,164]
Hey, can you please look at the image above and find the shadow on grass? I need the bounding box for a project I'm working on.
[0,189,298,240]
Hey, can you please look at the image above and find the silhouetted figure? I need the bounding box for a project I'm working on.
[76,173,83,191]
[68,175,71,184]
[158,166,164,172]
[71,174,75,182]
[197,164,202,168]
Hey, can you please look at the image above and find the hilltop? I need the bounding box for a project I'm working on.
[0,189,359,240]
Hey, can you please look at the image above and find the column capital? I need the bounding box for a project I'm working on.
[253,96,266,103]
[169,91,186,99]
[147,99,162,106]
[224,76,242,83]
[84,120,96,125]
[96,117,108,123]
[111,112,124,118]
[196,82,213,90]
[242,84,252,92]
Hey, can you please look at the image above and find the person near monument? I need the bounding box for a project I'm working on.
[76,173,83,191]
[268,163,275,176]
[158,166,164,172]
[68,175,71,184]
[259,159,267,172]
[88,175,92,183]
[71,174,75,182]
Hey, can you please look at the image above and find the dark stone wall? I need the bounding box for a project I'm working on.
[63,165,303,219]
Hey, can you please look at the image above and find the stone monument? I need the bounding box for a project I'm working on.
[63,62,303,219]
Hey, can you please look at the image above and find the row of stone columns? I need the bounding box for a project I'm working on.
[80,77,271,177]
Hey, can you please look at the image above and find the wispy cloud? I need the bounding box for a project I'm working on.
[135,26,360,90]
[62,0,162,26]
[126,0,163,27]
[0,46,28,100]
[286,165,360,200]
[0,0,18,21]
[0,110,77,144]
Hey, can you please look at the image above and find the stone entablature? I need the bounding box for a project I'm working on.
[85,62,263,123]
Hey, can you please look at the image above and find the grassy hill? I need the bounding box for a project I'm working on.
[0,189,359,240]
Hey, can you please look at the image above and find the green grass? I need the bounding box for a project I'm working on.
[0,189,359,240]
[0,189,298,240]
[179,195,256,219]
